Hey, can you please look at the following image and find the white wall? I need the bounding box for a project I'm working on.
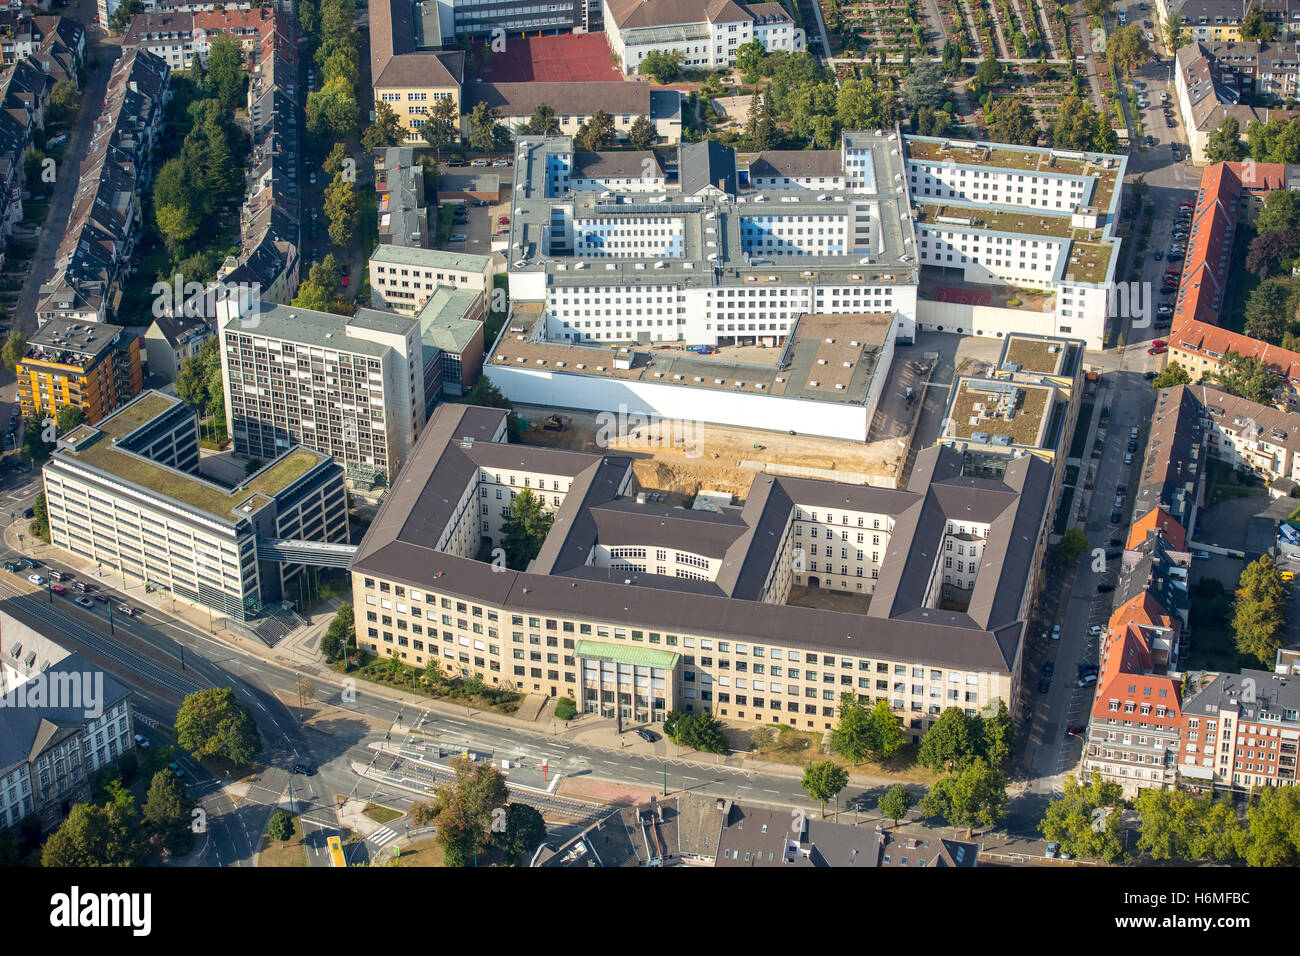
[486,366,870,441]
[917,299,1105,350]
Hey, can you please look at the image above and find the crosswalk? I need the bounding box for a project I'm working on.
[369,825,401,847]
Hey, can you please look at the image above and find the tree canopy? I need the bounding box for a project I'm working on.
[1207,349,1282,405]
[801,760,849,818]
[1205,115,1247,163]
[1234,553,1288,666]
[501,488,554,571]
[175,687,263,766]
[431,759,509,866]
[1039,771,1127,862]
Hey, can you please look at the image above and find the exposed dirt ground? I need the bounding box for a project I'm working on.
[515,404,910,500]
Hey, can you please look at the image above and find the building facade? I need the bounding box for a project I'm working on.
[16,320,143,424]
[603,0,803,76]
[368,245,494,315]
[348,403,1054,739]
[370,0,464,146]
[43,391,347,622]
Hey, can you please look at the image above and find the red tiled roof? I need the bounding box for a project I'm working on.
[1125,507,1187,552]
[1172,319,1300,387]
[1172,163,1241,331]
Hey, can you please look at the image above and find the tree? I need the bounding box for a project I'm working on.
[879,784,915,826]
[830,692,873,763]
[323,142,349,177]
[292,254,345,313]
[575,109,616,152]
[204,34,248,115]
[1241,2,1277,41]
[1234,553,1288,665]
[362,101,407,149]
[801,760,849,819]
[733,39,767,79]
[627,115,657,151]
[973,54,1004,95]
[175,687,264,766]
[143,769,196,851]
[496,803,546,863]
[1135,789,1244,862]
[901,61,946,112]
[21,415,53,463]
[638,49,685,84]
[1081,0,1113,17]
[1057,527,1090,565]
[1246,230,1300,280]
[324,175,360,248]
[320,603,354,662]
[864,699,905,760]
[31,490,49,542]
[1243,280,1296,344]
[554,697,577,720]
[306,77,360,139]
[267,809,294,842]
[980,699,1015,770]
[41,800,146,866]
[1259,188,1300,234]
[987,97,1038,146]
[57,405,84,436]
[1152,361,1192,389]
[501,488,554,570]
[520,103,561,136]
[918,758,1007,832]
[941,38,963,77]
[1247,116,1300,164]
[467,102,505,153]
[175,335,225,431]
[1162,13,1190,52]
[421,96,460,157]
[1204,114,1245,162]
[1,330,25,371]
[1242,785,1300,866]
[108,0,143,33]
[917,707,979,771]
[683,710,728,753]
[836,79,901,131]
[432,758,509,866]
[1107,24,1152,77]
[49,81,80,123]
[1040,771,1126,862]
[1208,349,1283,405]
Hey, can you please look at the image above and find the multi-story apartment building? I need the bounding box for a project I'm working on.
[1175,44,1300,163]
[371,0,464,147]
[16,319,143,424]
[43,391,347,622]
[461,82,683,145]
[0,622,134,831]
[349,402,1054,738]
[35,48,170,327]
[368,246,494,315]
[1156,0,1300,44]
[121,7,294,71]
[375,147,428,249]
[143,311,212,385]
[1170,319,1300,404]
[1180,669,1300,791]
[603,0,803,75]
[0,10,85,70]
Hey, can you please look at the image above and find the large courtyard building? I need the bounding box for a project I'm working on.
[348,402,1054,738]
[42,391,348,623]
[370,0,465,147]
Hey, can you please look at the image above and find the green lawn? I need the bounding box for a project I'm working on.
[257,814,308,867]
[363,802,402,825]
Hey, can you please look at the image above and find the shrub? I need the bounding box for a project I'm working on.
[554,697,577,721]
[267,810,294,842]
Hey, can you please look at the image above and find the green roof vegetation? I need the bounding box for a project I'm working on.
[919,203,1101,241]
[98,392,178,439]
[245,450,319,496]
[1004,337,1065,374]
[905,138,1090,176]
[1063,240,1115,286]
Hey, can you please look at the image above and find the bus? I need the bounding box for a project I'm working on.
[327,835,347,868]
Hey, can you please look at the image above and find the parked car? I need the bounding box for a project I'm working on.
[1066,724,1086,736]
[1097,582,1115,593]
[133,734,150,748]
[341,276,349,287]
[1193,550,1211,559]
[75,596,94,608]
[498,216,510,225]
[1038,678,1051,694]
[1124,451,1134,464]
[1110,510,1123,524]
[309,171,316,185]
[22,507,34,519]
[1044,662,1054,677]
[1148,344,1167,355]
[1144,370,1158,380]
[635,728,658,742]
[168,762,183,778]
[492,159,510,167]
[1167,252,1184,262]
[74,581,88,592]
[470,159,489,167]
[471,199,488,206]
[292,763,314,775]
[1153,250,1162,260]
[27,573,44,586]
[1088,624,1105,636]
[1045,841,1060,859]
[449,233,467,242]
[51,584,66,596]
[1077,674,1098,687]
[1051,625,1061,641]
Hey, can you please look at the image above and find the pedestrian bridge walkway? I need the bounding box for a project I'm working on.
[255,538,358,567]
